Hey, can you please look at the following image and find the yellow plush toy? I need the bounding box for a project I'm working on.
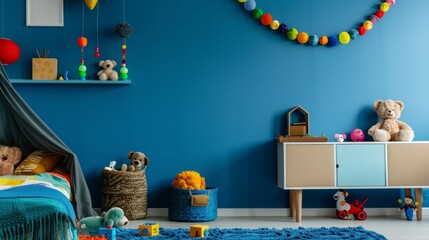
[172,171,206,190]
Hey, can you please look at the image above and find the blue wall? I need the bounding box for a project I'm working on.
[3,0,429,209]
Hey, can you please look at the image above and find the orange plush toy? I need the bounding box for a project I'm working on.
[172,171,206,190]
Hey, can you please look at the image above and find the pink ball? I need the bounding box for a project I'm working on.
[350,129,365,141]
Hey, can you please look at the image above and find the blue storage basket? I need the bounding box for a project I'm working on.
[169,187,218,222]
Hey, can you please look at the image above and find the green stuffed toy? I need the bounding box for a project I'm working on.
[77,207,129,235]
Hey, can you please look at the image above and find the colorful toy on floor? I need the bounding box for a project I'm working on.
[190,225,209,238]
[333,190,368,220]
[398,195,419,221]
[78,235,108,240]
[138,223,159,236]
[98,226,116,240]
[77,207,129,235]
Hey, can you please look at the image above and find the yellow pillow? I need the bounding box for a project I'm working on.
[14,150,62,175]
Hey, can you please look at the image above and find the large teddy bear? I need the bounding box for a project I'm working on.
[97,60,119,81]
[0,145,22,176]
[368,99,414,142]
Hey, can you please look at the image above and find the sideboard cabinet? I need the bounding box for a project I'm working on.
[277,141,429,222]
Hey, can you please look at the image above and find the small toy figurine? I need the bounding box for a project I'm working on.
[398,195,418,220]
[334,133,347,142]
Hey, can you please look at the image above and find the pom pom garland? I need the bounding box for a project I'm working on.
[114,22,133,38]
[237,0,396,47]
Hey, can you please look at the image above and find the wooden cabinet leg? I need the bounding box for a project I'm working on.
[404,188,411,197]
[415,188,422,221]
[290,189,302,222]
[289,190,296,218]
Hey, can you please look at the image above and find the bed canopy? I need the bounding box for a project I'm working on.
[0,62,97,219]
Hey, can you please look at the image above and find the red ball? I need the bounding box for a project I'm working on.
[260,13,272,26]
[357,26,366,35]
[375,10,384,19]
[0,38,20,65]
[94,52,100,58]
[77,37,87,47]
[122,49,127,54]
[122,59,126,64]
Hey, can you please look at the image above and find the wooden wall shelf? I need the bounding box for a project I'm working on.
[10,79,131,85]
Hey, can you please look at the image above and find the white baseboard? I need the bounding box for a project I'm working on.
[93,207,428,217]
[143,208,429,217]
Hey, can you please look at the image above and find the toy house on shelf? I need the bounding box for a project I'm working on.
[278,105,328,142]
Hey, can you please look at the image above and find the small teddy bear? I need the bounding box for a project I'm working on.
[0,145,22,176]
[368,99,414,142]
[121,151,149,172]
[97,60,119,81]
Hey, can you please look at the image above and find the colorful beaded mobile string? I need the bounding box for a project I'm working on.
[114,0,132,80]
[94,2,100,58]
[77,0,87,80]
[238,0,395,47]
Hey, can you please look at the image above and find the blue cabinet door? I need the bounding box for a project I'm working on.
[336,144,386,187]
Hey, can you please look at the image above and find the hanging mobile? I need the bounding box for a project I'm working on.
[94,2,100,58]
[115,0,132,80]
[78,0,87,80]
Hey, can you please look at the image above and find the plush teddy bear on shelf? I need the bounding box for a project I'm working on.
[0,145,22,176]
[97,59,119,81]
[368,99,414,142]
[121,151,149,172]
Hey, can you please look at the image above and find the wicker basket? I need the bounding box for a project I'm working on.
[168,187,218,222]
[101,169,148,220]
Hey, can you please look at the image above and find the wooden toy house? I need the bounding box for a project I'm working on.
[277,105,328,142]
[287,106,309,137]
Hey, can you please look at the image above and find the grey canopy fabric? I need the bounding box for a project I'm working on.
[0,63,97,219]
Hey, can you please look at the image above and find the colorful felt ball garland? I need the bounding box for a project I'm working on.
[238,0,396,47]
[77,37,87,80]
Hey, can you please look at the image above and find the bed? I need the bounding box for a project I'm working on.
[0,62,97,239]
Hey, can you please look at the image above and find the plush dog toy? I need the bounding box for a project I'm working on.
[97,60,119,81]
[121,151,149,172]
[0,145,22,176]
[77,207,129,235]
[368,100,414,141]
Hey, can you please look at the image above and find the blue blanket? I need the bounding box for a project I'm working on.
[0,185,77,239]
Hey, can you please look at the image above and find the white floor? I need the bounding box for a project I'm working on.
[127,216,429,240]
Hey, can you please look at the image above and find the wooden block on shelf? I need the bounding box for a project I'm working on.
[277,136,328,142]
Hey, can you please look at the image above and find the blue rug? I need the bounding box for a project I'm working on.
[116,226,386,239]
